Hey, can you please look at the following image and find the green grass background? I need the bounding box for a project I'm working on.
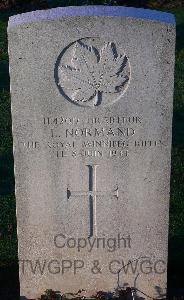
[0,1,183,289]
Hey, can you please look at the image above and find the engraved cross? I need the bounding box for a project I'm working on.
[67,164,119,237]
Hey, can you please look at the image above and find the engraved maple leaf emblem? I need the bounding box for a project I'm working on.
[58,40,130,107]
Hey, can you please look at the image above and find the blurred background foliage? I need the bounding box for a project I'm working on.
[0,0,184,298]
[0,0,184,10]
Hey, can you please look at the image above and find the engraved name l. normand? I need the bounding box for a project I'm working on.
[56,38,131,107]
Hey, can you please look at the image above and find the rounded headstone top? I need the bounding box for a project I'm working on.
[8,5,175,28]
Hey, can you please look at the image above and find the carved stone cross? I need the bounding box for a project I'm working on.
[67,164,119,237]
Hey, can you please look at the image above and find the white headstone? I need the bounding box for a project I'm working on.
[8,6,175,300]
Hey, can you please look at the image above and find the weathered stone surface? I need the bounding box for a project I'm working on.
[8,6,175,300]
